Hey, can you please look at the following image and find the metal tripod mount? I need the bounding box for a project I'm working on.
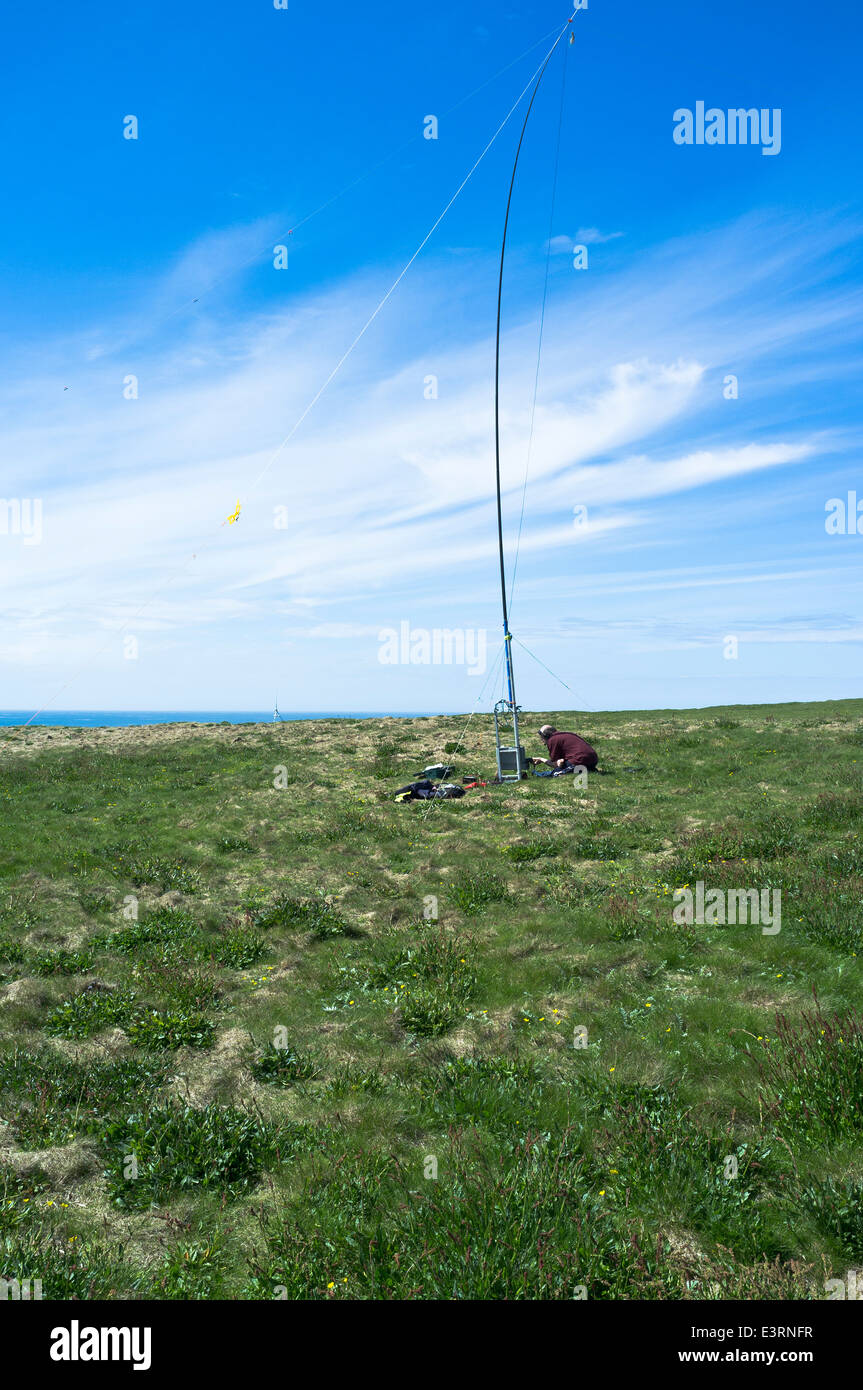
[494,698,526,781]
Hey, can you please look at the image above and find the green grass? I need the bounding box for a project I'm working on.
[0,1051,168,1147]
[251,1041,319,1086]
[102,1104,293,1210]
[95,905,201,954]
[45,986,140,1039]
[747,1001,863,1144]
[450,869,509,914]
[125,1008,215,1050]
[210,925,266,968]
[1,700,862,1300]
[247,892,360,938]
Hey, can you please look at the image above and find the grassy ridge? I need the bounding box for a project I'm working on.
[1,700,862,1299]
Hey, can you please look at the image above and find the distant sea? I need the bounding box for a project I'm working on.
[0,711,435,729]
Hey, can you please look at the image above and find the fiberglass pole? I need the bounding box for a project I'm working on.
[494,9,575,761]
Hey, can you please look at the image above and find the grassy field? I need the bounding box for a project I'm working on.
[1,699,862,1301]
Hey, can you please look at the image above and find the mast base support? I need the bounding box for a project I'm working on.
[494,699,526,782]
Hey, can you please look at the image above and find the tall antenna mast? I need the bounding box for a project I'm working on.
[493,10,575,781]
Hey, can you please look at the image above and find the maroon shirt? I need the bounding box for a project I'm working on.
[546,731,598,769]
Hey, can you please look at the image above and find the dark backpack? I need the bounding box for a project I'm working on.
[394,779,465,802]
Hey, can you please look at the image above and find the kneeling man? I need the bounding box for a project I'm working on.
[535,724,598,773]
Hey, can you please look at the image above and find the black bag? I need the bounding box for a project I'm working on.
[395,779,465,802]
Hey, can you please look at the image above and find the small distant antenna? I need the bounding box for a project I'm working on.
[273,692,281,723]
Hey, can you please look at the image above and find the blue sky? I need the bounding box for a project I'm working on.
[1,0,862,715]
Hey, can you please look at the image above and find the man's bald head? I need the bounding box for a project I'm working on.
[539,725,557,741]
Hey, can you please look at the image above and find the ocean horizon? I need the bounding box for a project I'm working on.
[0,710,442,729]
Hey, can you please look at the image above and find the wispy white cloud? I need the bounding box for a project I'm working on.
[0,209,860,709]
[646,623,863,652]
[548,228,624,253]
